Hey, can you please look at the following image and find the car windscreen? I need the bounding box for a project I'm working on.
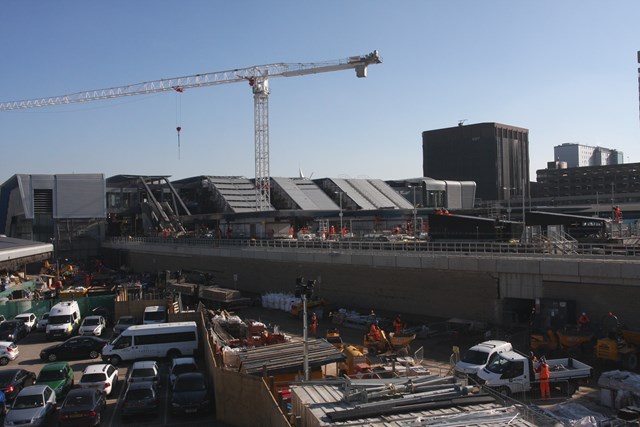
[49,315,72,325]
[38,370,65,381]
[143,312,165,321]
[174,376,205,392]
[460,349,489,365]
[13,394,44,409]
[64,394,92,407]
[173,364,198,376]
[83,318,100,326]
[0,322,15,331]
[126,388,153,400]
[80,373,105,383]
[117,318,134,325]
[0,371,15,387]
[132,368,156,378]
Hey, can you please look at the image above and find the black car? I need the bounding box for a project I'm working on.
[40,336,108,362]
[122,381,159,419]
[58,388,106,427]
[0,368,36,401]
[0,320,29,342]
[170,372,210,416]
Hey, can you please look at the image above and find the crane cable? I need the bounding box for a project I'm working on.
[174,86,184,160]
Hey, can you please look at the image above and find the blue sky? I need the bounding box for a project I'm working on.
[1,1,639,185]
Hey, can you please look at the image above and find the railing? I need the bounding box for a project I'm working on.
[105,236,640,259]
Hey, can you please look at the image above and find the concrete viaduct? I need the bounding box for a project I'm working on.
[102,238,640,330]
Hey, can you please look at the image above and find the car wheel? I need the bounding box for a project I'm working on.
[89,350,99,359]
[48,353,57,362]
[0,357,9,366]
[110,355,121,366]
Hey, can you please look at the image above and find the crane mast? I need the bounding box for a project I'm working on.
[0,50,382,210]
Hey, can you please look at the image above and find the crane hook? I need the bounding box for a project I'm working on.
[176,126,182,160]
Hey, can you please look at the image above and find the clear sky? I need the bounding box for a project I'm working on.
[1,1,639,186]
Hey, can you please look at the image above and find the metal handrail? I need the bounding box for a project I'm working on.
[105,236,640,260]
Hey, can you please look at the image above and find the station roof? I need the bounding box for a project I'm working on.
[0,236,53,271]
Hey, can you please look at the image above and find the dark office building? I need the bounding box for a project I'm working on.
[534,162,640,203]
[422,122,529,202]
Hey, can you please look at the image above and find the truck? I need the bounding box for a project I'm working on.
[476,350,592,397]
[454,340,512,375]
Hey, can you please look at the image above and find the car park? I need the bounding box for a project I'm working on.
[0,320,29,343]
[58,388,106,427]
[78,316,106,337]
[35,362,74,400]
[169,357,198,387]
[127,360,160,387]
[0,369,36,401]
[4,384,57,427]
[34,313,49,332]
[170,372,210,416]
[78,364,118,396]
[0,341,19,365]
[13,313,37,333]
[39,336,108,362]
[112,316,135,337]
[121,381,159,419]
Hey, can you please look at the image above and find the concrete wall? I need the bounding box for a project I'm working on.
[101,243,640,329]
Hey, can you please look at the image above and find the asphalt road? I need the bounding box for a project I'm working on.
[0,329,229,427]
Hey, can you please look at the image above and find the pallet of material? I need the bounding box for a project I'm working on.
[199,286,242,302]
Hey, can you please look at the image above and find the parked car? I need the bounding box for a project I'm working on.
[78,364,118,396]
[0,369,36,401]
[40,336,108,362]
[0,389,5,416]
[112,316,135,337]
[169,357,199,387]
[58,388,106,427]
[170,372,210,416]
[127,361,160,387]
[121,381,159,419]
[0,341,19,366]
[79,316,106,337]
[13,313,37,333]
[35,313,49,332]
[4,385,57,427]
[89,307,113,327]
[0,320,29,343]
[35,362,74,400]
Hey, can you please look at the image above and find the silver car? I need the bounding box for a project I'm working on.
[79,316,106,337]
[4,384,56,427]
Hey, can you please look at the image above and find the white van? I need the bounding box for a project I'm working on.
[454,340,513,376]
[101,321,198,366]
[46,301,81,340]
[142,305,167,325]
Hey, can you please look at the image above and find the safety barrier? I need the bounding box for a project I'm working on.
[106,236,640,259]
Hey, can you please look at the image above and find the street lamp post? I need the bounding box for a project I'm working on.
[335,191,344,235]
[503,187,514,221]
[295,278,315,381]
[408,185,418,236]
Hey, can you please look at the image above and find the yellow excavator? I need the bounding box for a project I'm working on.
[596,313,640,371]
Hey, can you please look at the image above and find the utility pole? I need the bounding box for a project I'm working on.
[335,191,344,236]
[295,278,315,381]
[408,184,418,236]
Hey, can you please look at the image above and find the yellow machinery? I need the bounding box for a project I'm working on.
[325,328,343,351]
[531,326,594,356]
[364,328,390,354]
[289,298,325,318]
[596,314,640,371]
[339,345,368,376]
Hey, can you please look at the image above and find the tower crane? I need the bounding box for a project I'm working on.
[0,51,382,211]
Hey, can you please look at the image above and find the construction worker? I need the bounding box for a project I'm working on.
[393,315,404,334]
[577,312,591,330]
[310,312,318,338]
[369,322,382,341]
[537,357,550,400]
